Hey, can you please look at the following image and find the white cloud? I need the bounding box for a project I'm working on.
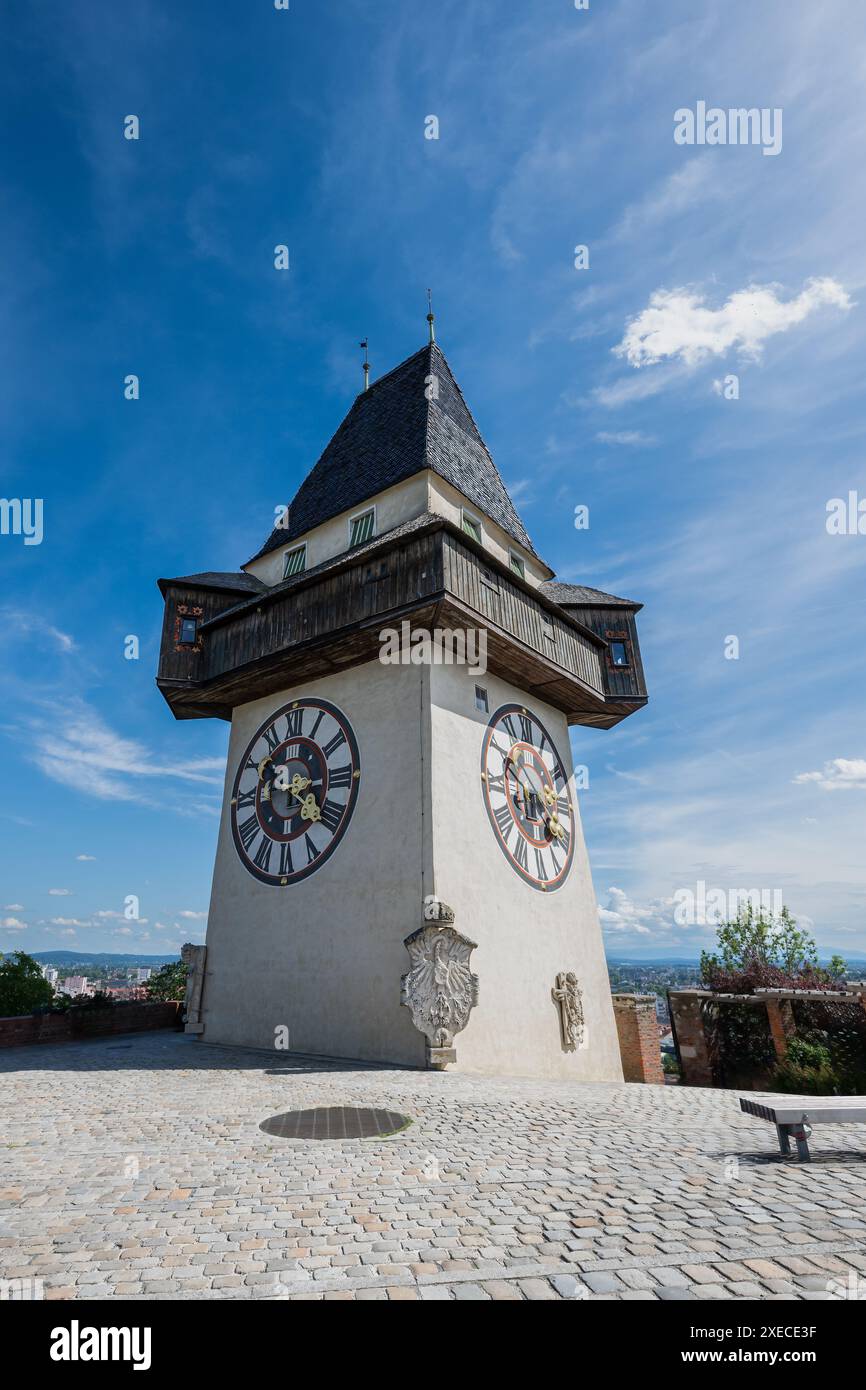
[614,277,852,368]
[48,917,91,927]
[177,909,207,920]
[48,888,72,896]
[3,903,24,911]
[597,886,678,937]
[75,854,96,861]
[1,917,27,930]
[793,759,866,792]
[594,430,656,447]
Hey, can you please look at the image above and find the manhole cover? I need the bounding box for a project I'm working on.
[260,1106,412,1140]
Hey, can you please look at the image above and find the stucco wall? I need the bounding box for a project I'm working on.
[427,661,623,1082]
[201,660,430,1065]
[244,474,429,586]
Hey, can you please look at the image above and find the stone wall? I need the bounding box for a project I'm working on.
[0,1002,183,1049]
[612,993,664,1084]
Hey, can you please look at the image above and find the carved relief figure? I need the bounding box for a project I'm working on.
[181,943,207,1033]
[552,971,584,1051]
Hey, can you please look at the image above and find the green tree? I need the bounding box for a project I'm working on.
[700,903,845,992]
[146,960,187,1002]
[0,952,54,1017]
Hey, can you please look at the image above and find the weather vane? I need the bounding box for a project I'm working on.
[426,289,436,344]
[360,338,370,391]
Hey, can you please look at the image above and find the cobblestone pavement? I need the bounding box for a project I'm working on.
[1,1031,865,1301]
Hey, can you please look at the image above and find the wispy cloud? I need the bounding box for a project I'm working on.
[18,699,225,805]
[2,609,75,653]
[1,917,27,930]
[594,430,657,447]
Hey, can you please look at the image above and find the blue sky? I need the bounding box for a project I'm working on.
[2,0,865,962]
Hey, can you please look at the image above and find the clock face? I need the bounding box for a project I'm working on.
[230,697,361,886]
[480,703,575,892]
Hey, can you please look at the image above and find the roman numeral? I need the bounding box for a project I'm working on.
[513,835,528,872]
[328,764,353,790]
[493,803,513,840]
[534,848,548,882]
[519,713,533,743]
[238,815,259,853]
[286,706,304,738]
[279,842,293,876]
[305,834,320,865]
[253,838,273,872]
[236,787,256,810]
[322,729,346,759]
[486,771,504,794]
[557,795,569,816]
[319,799,343,833]
[308,709,325,742]
[263,724,282,754]
[553,763,566,789]
[501,715,517,741]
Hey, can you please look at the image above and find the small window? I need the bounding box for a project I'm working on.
[610,640,630,668]
[349,508,375,547]
[461,510,482,544]
[283,544,306,579]
[179,617,197,645]
[474,685,489,713]
[509,551,525,580]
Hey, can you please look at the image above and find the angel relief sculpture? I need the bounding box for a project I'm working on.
[401,898,479,1068]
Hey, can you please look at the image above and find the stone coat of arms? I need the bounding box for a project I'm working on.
[401,898,479,1069]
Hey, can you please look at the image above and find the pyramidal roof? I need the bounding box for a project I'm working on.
[249,343,538,561]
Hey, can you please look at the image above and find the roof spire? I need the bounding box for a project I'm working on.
[359,339,370,391]
[426,289,436,344]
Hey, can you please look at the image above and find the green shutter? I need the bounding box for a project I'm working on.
[283,545,306,578]
[462,513,482,543]
[349,509,375,546]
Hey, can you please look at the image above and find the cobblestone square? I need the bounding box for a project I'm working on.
[2,1032,865,1301]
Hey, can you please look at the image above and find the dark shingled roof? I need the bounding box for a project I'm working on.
[248,343,538,562]
[539,580,641,610]
[157,571,266,599]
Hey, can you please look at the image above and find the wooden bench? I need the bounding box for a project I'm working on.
[740,1096,866,1161]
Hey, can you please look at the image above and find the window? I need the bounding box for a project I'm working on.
[509,550,525,580]
[474,685,489,713]
[179,617,197,645]
[610,640,630,668]
[283,544,306,579]
[461,510,482,544]
[349,507,375,547]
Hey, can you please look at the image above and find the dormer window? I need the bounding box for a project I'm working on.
[509,550,525,580]
[283,543,306,579]
[349,507,375,547]
[461,510,482,544]
[179,617,197,645]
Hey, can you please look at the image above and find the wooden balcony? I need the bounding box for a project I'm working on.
[156,516,646,728]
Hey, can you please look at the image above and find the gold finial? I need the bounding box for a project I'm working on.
[360,339,370,391]
[426,289,435,344]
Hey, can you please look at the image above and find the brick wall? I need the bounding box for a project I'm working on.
[0,1001,183,1049]
[612,993,665,1084]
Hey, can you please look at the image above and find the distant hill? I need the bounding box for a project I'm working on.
[27,951,180,967]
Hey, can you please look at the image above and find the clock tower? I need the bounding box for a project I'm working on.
[156,337,647,1080]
